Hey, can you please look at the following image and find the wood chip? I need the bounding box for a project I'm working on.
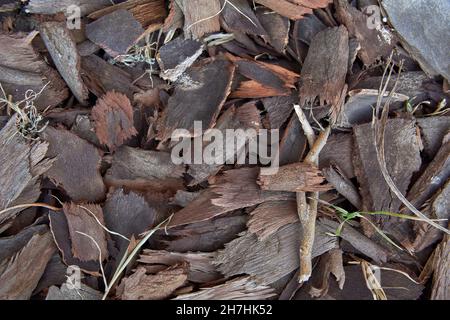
[319,133,355,179]
[41,127,106,202]
[0,228,55,300]
[92,91,137,151]
[86,9,145,58]
[299,26,349,107]
[26,0,111,16]
[0,116,53,224]
[258,162,328,192]
[430,233,450,300]
[256,7,289,53]
[62,203,107,262]
[157,58,235,142]
[104,146,185,192]
[39,22,89,105]
[254,0,329,20]
[118,265,188,300]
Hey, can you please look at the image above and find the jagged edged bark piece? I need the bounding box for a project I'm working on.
[0,116,53,224]
[299,26,349,107]
[215,222,337,285]
[168,167,293,228]
[139,250,220,283]
[41,127,106,202]
[39,22,89,105]
[104,146,185,192]
[92,91,137,151]
[62,203,107,262]
[157,58,235,142]
[0,228,56,300]
[103,188,157,254]
[86,9,145,57]
[258,162,329,192]
[174,276,277,300]
[256,7,289,53]
[117,265,188,300]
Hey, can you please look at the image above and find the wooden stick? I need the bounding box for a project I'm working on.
[294,105,331,282]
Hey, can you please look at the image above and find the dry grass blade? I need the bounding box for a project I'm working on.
[373,53,450,236]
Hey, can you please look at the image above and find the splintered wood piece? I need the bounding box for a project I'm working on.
[247,200,298,241]
[86,9,145,57]
[88,0,167,28]
[156,37,204,82]
[157,58,235,142]
[299,26,349,107]
[221,0,267,36]
[256,9,290,53]
[174,277,276,300]
[0,116,53,224]
[139,250,220,283]
[153,215,247,252]
[319,133,355,179]
[258,162,328,192]
[215,222,337,285]
[353,119,422,215]
[26,0,111,16]
[0,229,55,300]
[40,22,89,105]
[335,0,395,66]
[103,188,157,254]
[180,0,221,39]
[92,91,137,151]
[104,146,185,192]
[41,127,106,202]
[0,32,69,110]
[168,167,293,228]
[62,203,107,262]
[81,54,140,99]
[228,55,299,99]
[308,248,345,298]
[118,265,188,300]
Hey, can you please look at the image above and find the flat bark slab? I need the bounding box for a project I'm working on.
[26,0,111,16]
[179,0,221,39]
[299,26,349,107]
[353,119,422,215]
[41,127,106,202]
[383,0,450,80]
[86,9,145,57]
[157,58,235,142]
